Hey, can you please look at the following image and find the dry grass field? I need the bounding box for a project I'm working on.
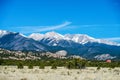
[0,66,120,80]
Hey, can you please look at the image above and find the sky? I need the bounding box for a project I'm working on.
[0,0,120,42]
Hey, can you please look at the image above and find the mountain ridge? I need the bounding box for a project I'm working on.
[28,31,120,46]
[0,30,120,60]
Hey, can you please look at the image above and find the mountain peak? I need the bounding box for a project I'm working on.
[0,30,10,38]
[64,34,95,44]
[28,31,120,46]
[28,31,64,40]
[29,33,44,40]
[44,31,64,39]
[45,31,61,36]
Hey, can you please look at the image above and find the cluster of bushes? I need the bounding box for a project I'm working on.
[66,59,86,69]
[0,59,120,69]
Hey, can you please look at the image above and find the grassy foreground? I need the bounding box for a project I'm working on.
[0,59,120,80]
[0,66,120,80]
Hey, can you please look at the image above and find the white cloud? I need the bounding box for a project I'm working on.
[17,21,72,34]
[79,24,120,27]
[35,21,72,32]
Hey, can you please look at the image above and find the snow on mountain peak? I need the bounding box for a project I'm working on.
[28,31,64,40]
[64,34,95,44]
[96,39,120,46]
[44,31,64,39]
[64,34,120,46]
[0,30,10,38]
[19,33,27,38]
[28,31,120,46]
[28,33,44,40]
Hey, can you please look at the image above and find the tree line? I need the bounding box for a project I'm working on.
[0,59,120,69]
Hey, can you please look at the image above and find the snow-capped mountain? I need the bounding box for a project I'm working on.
[28,31,120,60]
[29,33,44,40]
[28,31,120,46]
[0,30,10,38]
[44,31,64,40]
[0,30,46,51]
[64,34,96,44]
[29,31,64,40]
[65,34,119,46]
[0,30,120,60]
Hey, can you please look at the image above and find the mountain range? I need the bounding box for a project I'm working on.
[0,30,120,60]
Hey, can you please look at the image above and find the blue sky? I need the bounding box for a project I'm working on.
[0,0,120,42]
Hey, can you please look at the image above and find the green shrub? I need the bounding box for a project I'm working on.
[28,64,33,69]
[39,64,45,69]
[18,63,23,69]
[97,66,100,70]
[51,64,57,69]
